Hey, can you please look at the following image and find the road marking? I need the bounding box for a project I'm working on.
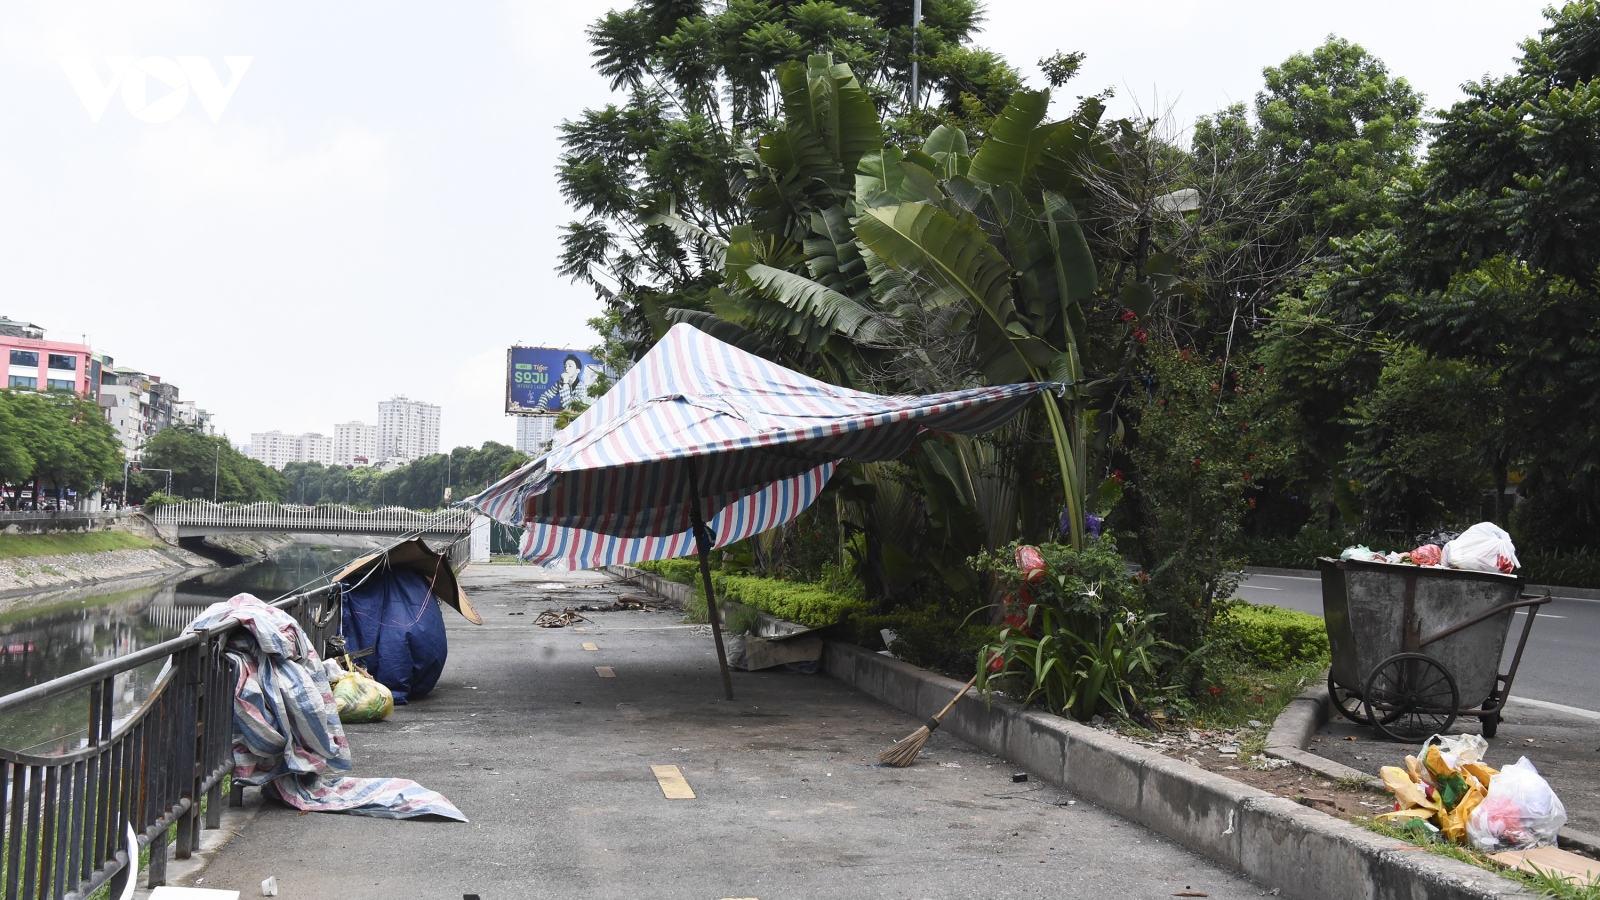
[652,764,695,799]
[595,666,615,677]
[1245,573,1319,581]
[582,642,599,651]
[1513,610,1565,618]
[1239,585,1283,591]
[1505,696,1600,721]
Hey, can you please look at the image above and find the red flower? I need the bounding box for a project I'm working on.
[1110,469,1125,484]
[1133,328,1148,343]
[1015,545,1047,583]
[1119,310,1137,322]
[989,652,1005,672]
[1243,473,1252,481]
[1210,383,1220,391]
[1247,497,1257,509]
[1192,458,1202,467]
[1206,686,1224,698]
[1254,695,1265,704]
[1134,572,1150,584]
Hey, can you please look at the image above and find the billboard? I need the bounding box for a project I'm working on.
[506,346,603,415]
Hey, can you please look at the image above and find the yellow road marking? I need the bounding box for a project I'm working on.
[595,666,615,677]
[582,642,599,651]
[651,765,695,799]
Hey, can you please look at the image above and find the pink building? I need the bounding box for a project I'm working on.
[0,317,96,397]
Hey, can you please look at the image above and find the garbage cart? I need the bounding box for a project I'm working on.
[1318,557,1551,741]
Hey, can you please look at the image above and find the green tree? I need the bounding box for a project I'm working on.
[138,426,285,503]
[0,394,36,496]
[1256,35,1424,240]
[559,0,1030,355]
[1321,3,1600,538]
[1,391,121,503]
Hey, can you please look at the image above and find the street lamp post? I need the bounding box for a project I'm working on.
[212,444,220,502]
[910,0,922,109]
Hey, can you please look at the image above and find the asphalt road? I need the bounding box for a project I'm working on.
[190,566,1268,900]
[1238,571,1600,714]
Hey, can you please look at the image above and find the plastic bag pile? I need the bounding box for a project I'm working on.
[1378,734,1567,851]
[1341,522,1520,575]
[325,655,395,723]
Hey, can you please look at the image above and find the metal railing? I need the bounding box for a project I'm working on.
[0,586,341,899]
[150,500,469,536]
[0,510,123,522]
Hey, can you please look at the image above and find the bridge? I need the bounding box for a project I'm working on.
[150,499,475,539]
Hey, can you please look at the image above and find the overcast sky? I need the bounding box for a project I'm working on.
[0,1,1550,452]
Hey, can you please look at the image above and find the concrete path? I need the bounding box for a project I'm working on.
[190,565,1265,900]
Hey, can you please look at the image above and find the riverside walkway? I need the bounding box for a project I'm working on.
[175,565,1264,900]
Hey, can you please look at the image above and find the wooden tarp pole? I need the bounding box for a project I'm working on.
[686,458,734,701]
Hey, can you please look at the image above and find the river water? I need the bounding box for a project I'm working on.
[0,541,368,754]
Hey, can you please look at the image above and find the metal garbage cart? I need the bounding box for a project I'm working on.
[1318,557,1550,741]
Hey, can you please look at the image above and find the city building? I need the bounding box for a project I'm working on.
[1,318,94,396]
[377,396,440,462]
[334,421,378,466]
[247,431,334,470]
[173,400,214,435]
[515,415,557,457]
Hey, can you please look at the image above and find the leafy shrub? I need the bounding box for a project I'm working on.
[972,537,1164,722]
[634,558,700,584]
[853,609,998,678]
[676,570,868,629]
[1217,604,1329,669]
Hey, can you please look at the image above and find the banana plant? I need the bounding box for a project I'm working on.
[851,89,1104,548]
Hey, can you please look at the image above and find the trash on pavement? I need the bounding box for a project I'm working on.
[260,876,278,897]
[1377,735,1566,852]
[1490,845,1600,884]
[532,608,591,628]
[331,655,395,723]
[1465,756,1567,851]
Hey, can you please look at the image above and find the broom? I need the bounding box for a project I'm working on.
[877,671,980,767]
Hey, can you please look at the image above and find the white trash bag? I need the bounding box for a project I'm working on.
[1442,522,1520,575]
[1466,757,1567,851]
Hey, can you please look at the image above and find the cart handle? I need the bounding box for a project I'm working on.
[1419,591,1553,648]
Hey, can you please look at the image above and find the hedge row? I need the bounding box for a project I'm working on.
[1219,604,1330,669]
[634,559,867,629]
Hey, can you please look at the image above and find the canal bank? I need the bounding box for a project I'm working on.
[0,535,376,754]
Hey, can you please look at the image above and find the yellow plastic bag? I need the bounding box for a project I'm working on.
[332,656,393,723]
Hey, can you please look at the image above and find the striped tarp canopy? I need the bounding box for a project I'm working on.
[464,324,1055,569]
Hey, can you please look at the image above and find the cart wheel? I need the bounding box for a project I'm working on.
[1327,671,1369,724]
[1362,653,1459,742]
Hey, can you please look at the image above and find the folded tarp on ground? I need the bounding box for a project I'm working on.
[189,593,465,821]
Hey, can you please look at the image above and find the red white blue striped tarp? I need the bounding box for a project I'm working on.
[464,323,1054,569]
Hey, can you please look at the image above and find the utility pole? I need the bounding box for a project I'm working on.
[910,0,922,109]
[212,444,220,502]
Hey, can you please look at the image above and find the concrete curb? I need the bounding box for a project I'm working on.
[822,641,1533,900]
[606,565,693,607]
[1263,678,1382,789]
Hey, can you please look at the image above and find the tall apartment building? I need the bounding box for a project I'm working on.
[334,421,378,466]
[515,415,557,458]
[247,431,334,470]
[377,396,440,462]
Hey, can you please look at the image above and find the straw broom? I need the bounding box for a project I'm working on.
[877,671,980,767]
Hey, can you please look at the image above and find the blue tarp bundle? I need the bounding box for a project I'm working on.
[340,568,447,705]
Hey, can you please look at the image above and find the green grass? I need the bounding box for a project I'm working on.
[0,531,159,559]
[1362,819,1600,899]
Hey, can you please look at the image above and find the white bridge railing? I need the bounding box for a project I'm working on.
[150,499,471,536]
